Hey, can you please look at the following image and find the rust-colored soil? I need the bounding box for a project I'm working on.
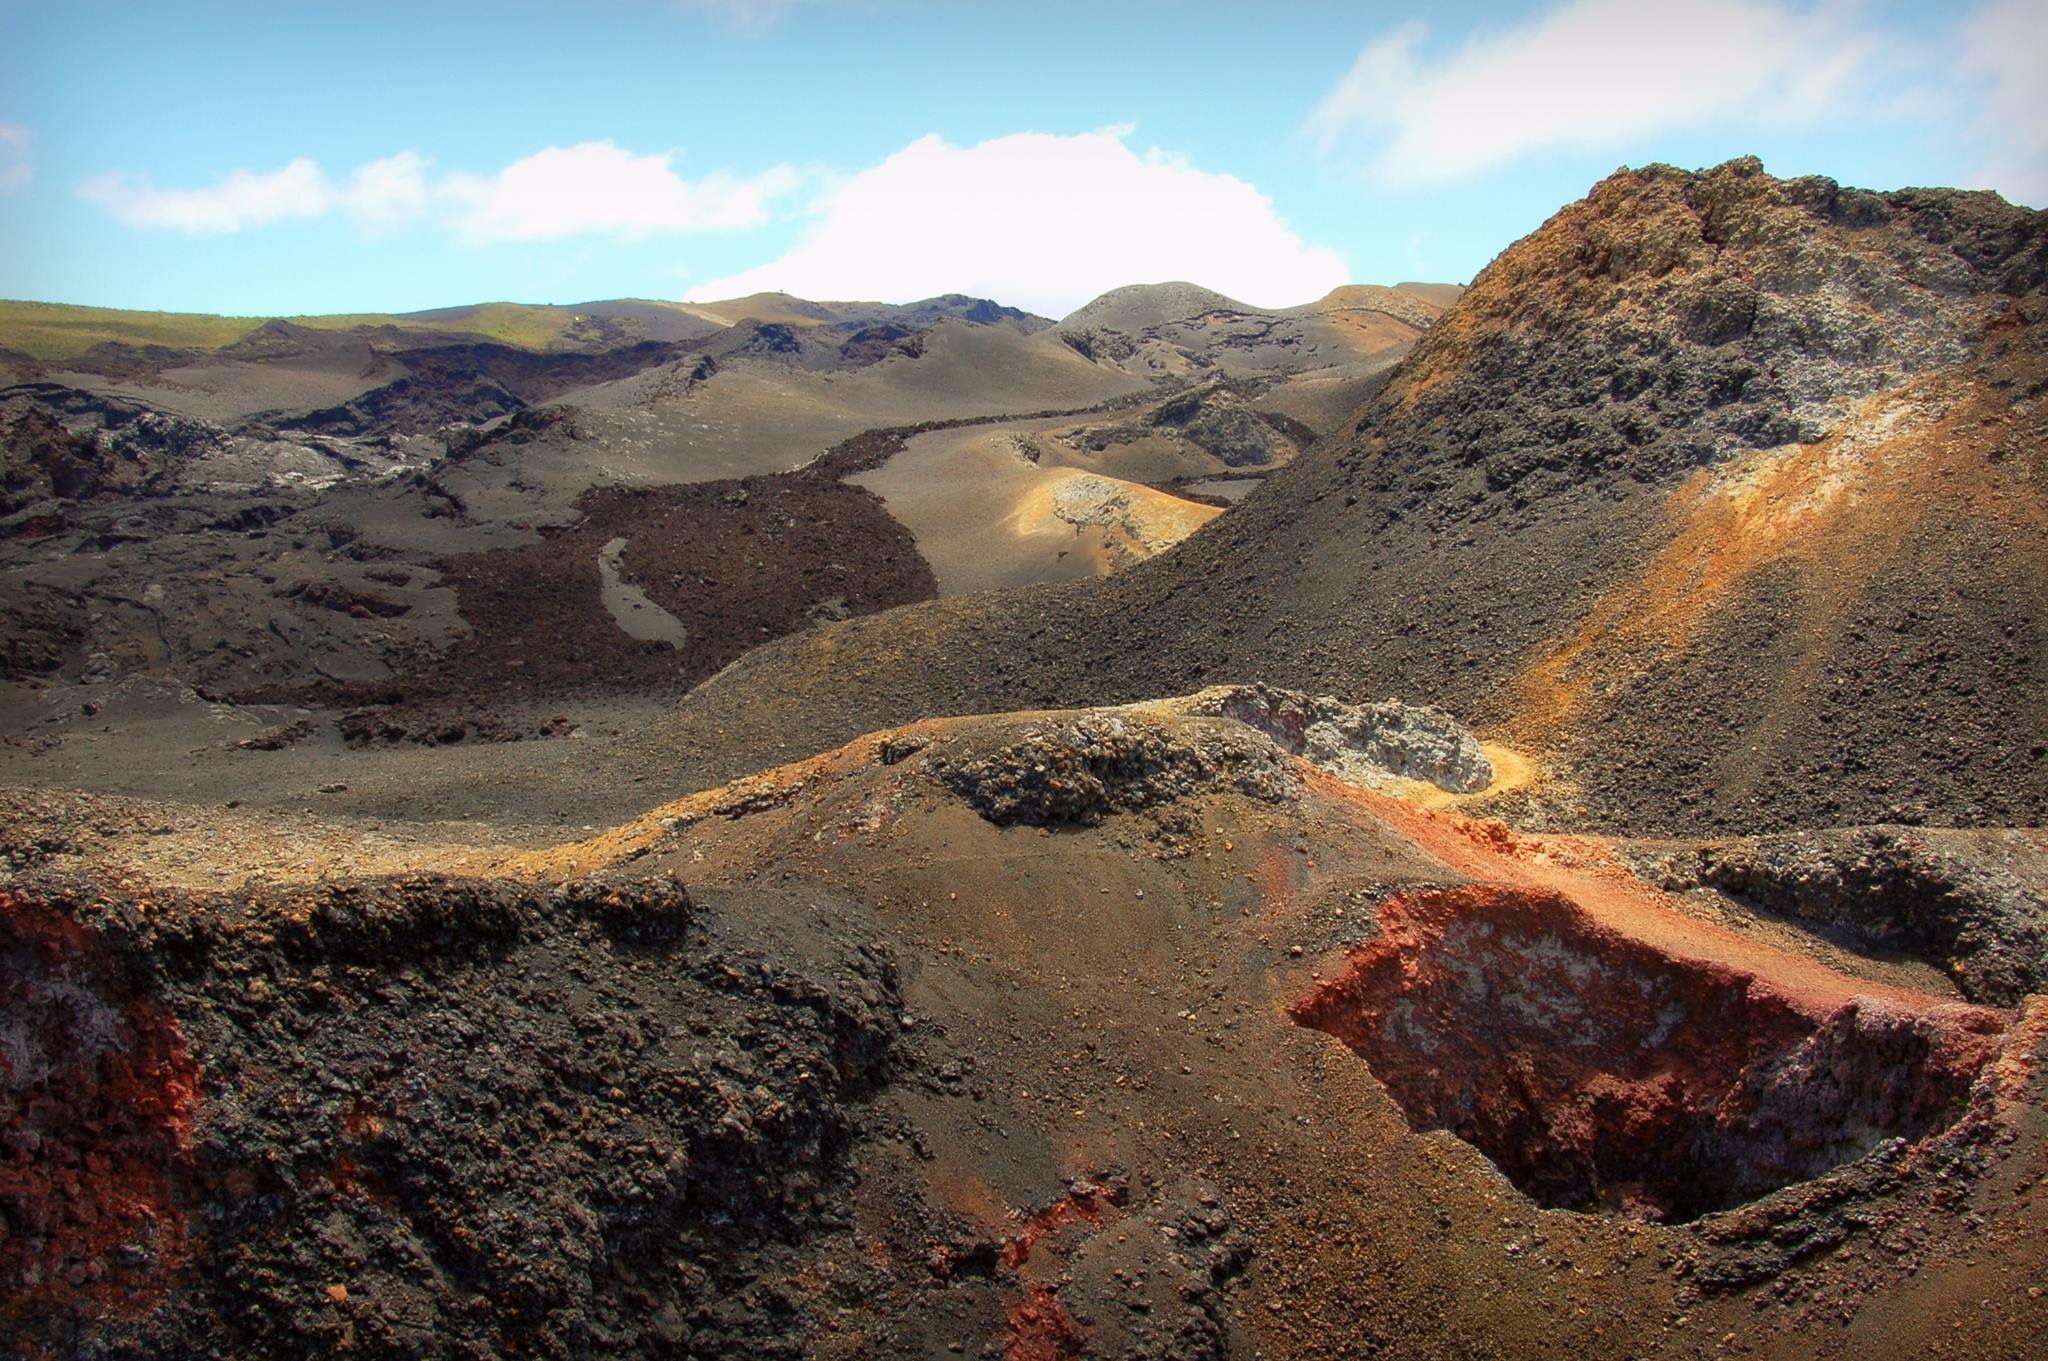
[1508,356,2048,747]
[1,890,199,1333]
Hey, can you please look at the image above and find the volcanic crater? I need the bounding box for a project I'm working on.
[1291,884,2008,1223]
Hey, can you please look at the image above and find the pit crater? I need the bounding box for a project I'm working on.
[1291,885,2005,1222]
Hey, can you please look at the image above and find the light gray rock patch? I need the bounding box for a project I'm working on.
[596,536,689,647]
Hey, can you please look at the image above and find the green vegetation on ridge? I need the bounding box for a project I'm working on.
[0,300,269,362]
[0,297,719,362]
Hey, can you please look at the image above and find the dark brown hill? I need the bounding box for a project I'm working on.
[655,159,2048,836]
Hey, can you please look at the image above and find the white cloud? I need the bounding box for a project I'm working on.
[1961,0,2048,207]
[0,123,30,193]
[439,141,797,242]
[77,142,798,241]
[686,128,1349,317]
[1307,0,1877,183]
[76,155,433,232]
[342,150,433,228]
[79,157,332,231]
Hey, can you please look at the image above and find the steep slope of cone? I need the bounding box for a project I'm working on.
[662,159,2048,836]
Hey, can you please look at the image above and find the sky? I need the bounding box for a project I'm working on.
[1,0,2042,320]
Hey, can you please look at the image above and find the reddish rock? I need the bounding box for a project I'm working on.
[0,888,198,1327]
[1291,885,2007,1221]
[1005,1281,1085,1361]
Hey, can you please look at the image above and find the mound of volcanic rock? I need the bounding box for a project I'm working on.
[922,688,1493,828]
[1064,383,1302,469]
[1170,684,1493,793]
[1145,385,1297,467]
[4,385,240,518]
[931,708,1302,827]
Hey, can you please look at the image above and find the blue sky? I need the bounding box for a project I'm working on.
[1,0,2042,319]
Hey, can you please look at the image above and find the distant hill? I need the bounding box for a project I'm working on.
[1052,278,1458,381]
[678,291,1050,333]
[1060,280,1457,334]
[0,297,731,362]
[1391,281,1467,309]
[0,292,1055,366]
[1059,281,1256,332]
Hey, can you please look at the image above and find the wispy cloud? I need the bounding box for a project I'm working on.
[0,123,34,194]
[1306,0,1878,183]
[79,158,333,231]
[688,127,1349,317]
[1961,0,2048,206]
[674,0,807,31]
[76,142,800,240]
[342,151,433,228]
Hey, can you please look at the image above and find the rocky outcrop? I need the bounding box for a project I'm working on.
[0,889,198,1330]
[929,683,1490,822]
[1065,383,1300,468]
[3,382,420,517]
[704,319,812,364]
[254,336,691,438]
[930,688,1493,827]
[1174,684,1492,793]
[263,373,526,438]
[934,710,1300,826]
[2,384,224,515]
[836,322,926,366]
[1056,325,1141,365]
[1653,826,2048,1006]
[1042,473,1221,567]
[2,873,901,1358]
[1148,385,1295,466]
